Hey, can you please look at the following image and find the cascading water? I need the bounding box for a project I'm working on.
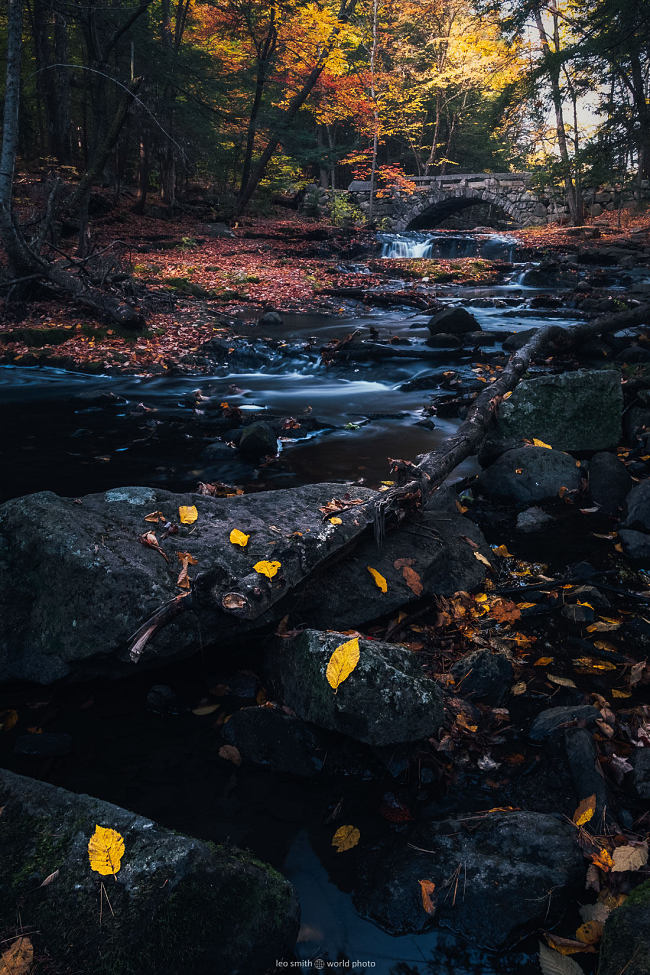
[379,230,517,262]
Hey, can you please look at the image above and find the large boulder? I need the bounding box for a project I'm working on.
[478,446,582,506]
[238,421,278,459]
[599,882,650,975]
[589,451,633,514]
[623,478,650,532]
[427,307,481,336]
[492,368,623,451]
[450,648,513,704]
[0,483,489,684]
[0,483,370,683]
[266,629,444,746]
[0,769,299,975]
[354,811,584,947]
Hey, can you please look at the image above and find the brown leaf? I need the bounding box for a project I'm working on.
[0,936,33,975]
[139,531,169,562]
[218,744,242,766]
[419,879,437,915]
[176,550,198,589]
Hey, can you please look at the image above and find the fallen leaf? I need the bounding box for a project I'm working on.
[144,510,166,523]
[612,689,631,699]
[0,709,18,732]
[493,544,514,557]
[419,879,437,915]
[401,565,423,596]
[0,937,34,975]
[329,517,342,525]
[575,921,603,945]
[544,932,594,956]
[611,842,648,873]
[176,550,198,589]
[139,531,169,562]
[229,529,250,547]
[253,560,281,579]
[539,942,586,974]
[367,566,388,592]
[331,825,360,852]
[39,869,60,888]
[534,656,554,667]
[547,674,577,688]
[326,638,360,691]
[591,848,614,871]
[88,825,125,876]
[474,551,492,568]
[511,681,527,695]
[218,744,242,766]
[533,438,552,449]
[192,704,219,716]
[179,505,198,525]
[573,795,596,827]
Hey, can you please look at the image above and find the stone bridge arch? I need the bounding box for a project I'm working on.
[349,173,555,229]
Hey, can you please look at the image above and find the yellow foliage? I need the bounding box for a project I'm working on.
[326,637,360,691]
[88,825,125,876]
[253,560,281,579]
[179,505,198,525]
[331,825,360,852]
[367,566,388,592]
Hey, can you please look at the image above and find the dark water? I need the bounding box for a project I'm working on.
[0,234,590,974]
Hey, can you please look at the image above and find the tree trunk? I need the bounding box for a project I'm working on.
[0,0,31,277]
[235,0,359,218]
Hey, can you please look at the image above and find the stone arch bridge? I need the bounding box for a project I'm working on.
[348,173,570,229]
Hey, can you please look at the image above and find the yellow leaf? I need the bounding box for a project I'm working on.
[326,638,360,691]
[503,390,512,399]
[367,566,388,592]
[88,825,125,876]
[591,848,614,871]
[493,544,513,557]
[229,529,250,547]
[534,656,554,666]
[573,794,596,827]
[0,936,33,975]
[419,879,437,915]
[511,682,527,695]
[517,602,537,609]
[253,560,281,579]
[547,674,577,688]
[474,551,492,568]
[0,709,18,732]
[329,517,342,525]
[612,689,631,698]
[331,825,360,852]
[179,505,198,525]
[575,921,603,945]
[475,593,488,603]
[533,438,552,449]
[577,601,594,610]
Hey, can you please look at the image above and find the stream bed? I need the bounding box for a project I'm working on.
[1,232,608,974]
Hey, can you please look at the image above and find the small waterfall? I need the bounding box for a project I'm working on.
[379,231,517,262]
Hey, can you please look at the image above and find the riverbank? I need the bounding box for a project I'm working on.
[2,205,650,377]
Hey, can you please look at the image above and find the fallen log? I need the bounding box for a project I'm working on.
[127,301,650,657]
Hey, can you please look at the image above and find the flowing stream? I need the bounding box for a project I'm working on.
[0,232,597,975]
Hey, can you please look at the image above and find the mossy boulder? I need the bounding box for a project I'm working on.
[478,446,583,506]
[266,629,444,746]
[599,881,650,975]
[0,769,299,975]
[493,368,623,451]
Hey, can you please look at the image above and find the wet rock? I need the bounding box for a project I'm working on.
[14,732,73,757]
[625,406,650,441]
[354,811,584,947]
[619,529,650,560]
[589,452,633,514]
[288,488,490,630]
[599,882,650,975]
[0,482,379,683]
[266,629,444,746]
[478,446,582,506]
[529,705,599,742]
[515,506,554,533]
[632,749,650,800]
[258,310,283,326]
[562,603,595,624]
[238,421,278,459]
[0,769,299,975]
[450,649,513,704]
[623,478,650,532]
[564,727,616,830]
[493,368,623,451]
[222,707,327,777]
[466,330,497,346]
[427,307,481,336]
[502,327,538,351]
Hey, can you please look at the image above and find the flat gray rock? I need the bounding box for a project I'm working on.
[529,705,599,742]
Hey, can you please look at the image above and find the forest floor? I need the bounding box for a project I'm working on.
[2,198,650,375]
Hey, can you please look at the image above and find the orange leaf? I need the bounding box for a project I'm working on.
[419,879,437,915]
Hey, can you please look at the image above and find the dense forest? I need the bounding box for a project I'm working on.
[2,3,650,975]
